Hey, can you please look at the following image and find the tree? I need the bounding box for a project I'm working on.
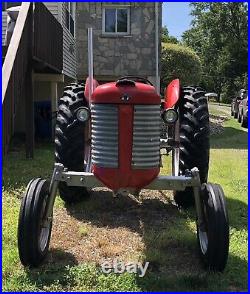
[161,25,179,44]
[182,2,248,103]
[161,43,201,93]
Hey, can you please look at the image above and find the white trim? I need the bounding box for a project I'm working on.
[59,2,63,25]
[103,3,131,8]
[2,2,31,102]
[102,7,130,35]
[65,2,75,37]
[155,2,160,94]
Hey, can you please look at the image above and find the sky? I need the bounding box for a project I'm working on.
[162,2,192,40]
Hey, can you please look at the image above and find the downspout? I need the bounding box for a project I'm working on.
[155,2,160,94]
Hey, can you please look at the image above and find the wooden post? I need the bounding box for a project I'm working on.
[25,72,34,158]
[25,4,34,158]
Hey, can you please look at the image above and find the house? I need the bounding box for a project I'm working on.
[76,2,162,91]
[2,2,162,157]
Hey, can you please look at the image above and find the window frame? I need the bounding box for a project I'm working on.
[102,7,130,35]
[65,2,76,37]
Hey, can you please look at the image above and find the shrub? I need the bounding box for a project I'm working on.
[161,43,201,93]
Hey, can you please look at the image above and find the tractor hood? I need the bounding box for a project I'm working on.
[91,81,160,105]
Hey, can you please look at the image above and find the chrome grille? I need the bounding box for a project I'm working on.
[132,105,161,169]
[91,104,118,168]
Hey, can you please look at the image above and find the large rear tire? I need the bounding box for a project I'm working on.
[55,83,90,204]
[237,111,242,123]
[241,114,248,128]
[174,86,210,208]
[230,105,234,116]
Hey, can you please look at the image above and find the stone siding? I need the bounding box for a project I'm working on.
[76,2,162,84]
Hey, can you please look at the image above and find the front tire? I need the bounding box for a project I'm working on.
[197,183,229,271]
[55,83,90,204]
[174,87,210,208]
[18,178,52,267]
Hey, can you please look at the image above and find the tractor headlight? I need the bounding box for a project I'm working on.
[76,107,90,122]
[162,108,178,124]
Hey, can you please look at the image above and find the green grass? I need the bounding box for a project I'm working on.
[2,104,248,291]
[208,102,231,117]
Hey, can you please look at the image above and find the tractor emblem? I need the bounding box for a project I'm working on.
[121,93,130,101]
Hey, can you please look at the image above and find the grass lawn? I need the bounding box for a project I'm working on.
[2,103,248,291]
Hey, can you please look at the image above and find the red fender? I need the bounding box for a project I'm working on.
[164,79,180,109]
[84,77,99,103]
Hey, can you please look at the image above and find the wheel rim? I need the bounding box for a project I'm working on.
[39,225,50,252]
[39,196,51,252]
[199,199,209,255]
[199,228,208,255]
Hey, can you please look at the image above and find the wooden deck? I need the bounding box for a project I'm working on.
[2,3,63,157]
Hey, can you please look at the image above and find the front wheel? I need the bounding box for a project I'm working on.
[18,178,52,267]
[197,183,229,271]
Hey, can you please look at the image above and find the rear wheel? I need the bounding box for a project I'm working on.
[231,105,234,116]
[174,86,210,207]
[55,83,91,204]
[241,114,248,128]
[238,111,242,123]
[18,178,52,267]
[197,183,229,271]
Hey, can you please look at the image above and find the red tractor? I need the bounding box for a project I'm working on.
[17,30,229,272]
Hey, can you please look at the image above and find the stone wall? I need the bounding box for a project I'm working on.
[76,2,162,84]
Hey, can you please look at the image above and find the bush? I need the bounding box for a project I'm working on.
[221,73,248,104]
[161,43,201,93]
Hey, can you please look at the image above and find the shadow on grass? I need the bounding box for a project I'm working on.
[135,253,248,292]
[210,126,248,149]
[24,248,78,288]
[63,190,248,291]
[227,197,248,231]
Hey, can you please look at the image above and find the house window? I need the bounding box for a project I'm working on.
[2,2,21,11]
[103,8,130,35]
[66,2,75,36]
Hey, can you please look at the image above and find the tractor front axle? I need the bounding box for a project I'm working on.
[52,163,201,191]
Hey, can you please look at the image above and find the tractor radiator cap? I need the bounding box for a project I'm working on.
[116,79,135,87]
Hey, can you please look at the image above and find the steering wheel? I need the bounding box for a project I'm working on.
[118,76,154,86]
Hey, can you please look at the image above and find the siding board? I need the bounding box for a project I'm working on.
[2,12,7,46]
[2,2,78,79]
[61,2,76,79]
[42,2,77,79]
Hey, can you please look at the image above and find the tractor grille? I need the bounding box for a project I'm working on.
[132,105,161,169]
[91,104,118,168]
[91,104,160,169]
